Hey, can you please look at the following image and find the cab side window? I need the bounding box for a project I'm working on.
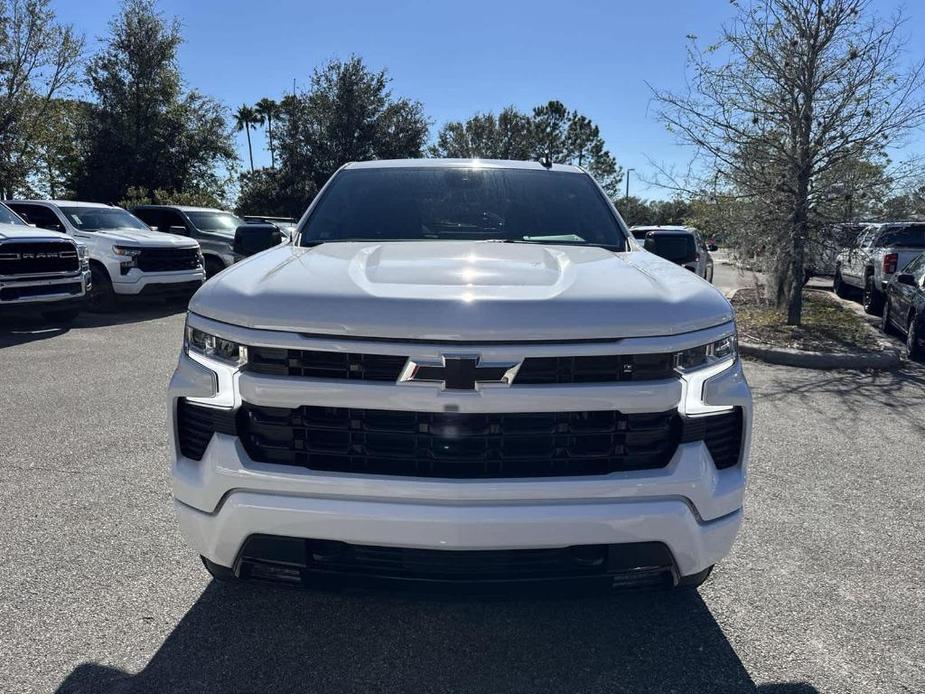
[8,204,65,232]
[133,208,162,229]
[161,210,188,234]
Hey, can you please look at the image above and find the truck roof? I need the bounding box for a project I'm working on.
[632,225,695,235]
[342,158,585,174]
[6,200,115,209]
[133,204,226,213]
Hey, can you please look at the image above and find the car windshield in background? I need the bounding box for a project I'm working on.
[301,167,626,249]
[187,211,245,233]
[0,204,26,226]
[879,224,925,248]
[650,234,696,263]
[59,207,150,232]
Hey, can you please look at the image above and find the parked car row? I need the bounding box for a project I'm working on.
[0,200,289,325]
[834,221,925,359]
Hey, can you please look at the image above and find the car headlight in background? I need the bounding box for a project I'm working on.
[76,244,90,271]
[185,325,247,367]
[113,245,142,274]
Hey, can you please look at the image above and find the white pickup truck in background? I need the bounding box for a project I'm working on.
[834,222,925,315]
[4,200,205,311]
[0,202,91,324]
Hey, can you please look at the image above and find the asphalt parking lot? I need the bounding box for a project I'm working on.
[1,304,923,694]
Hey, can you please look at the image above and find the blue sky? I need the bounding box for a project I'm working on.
[57,0,924,199]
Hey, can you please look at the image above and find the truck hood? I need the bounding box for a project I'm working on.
[0,222,72,242]
[191,241,735,341]
[75,227,198,248]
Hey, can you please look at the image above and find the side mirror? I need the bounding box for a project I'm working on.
[896,273,917,286]
[708,244,718,252]
[168,225,189,236]
[233,224,283,257]
[643,237,657,253]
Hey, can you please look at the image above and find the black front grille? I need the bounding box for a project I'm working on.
[176,400,237,460]
[516,353,676,383]
[246,347,677,384]
[237,535,676,588]
[247,347,407,380]
[236,404,681,478]
[0,241,78,276]
[136,247,201,272]
[0,282,82,301]
[681,408,744,469]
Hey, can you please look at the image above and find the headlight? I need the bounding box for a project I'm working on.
[185,325,247,367]
[76,245,90,270]
[112,245,142,257]
[674,334,737,372]
[675,332,738,416]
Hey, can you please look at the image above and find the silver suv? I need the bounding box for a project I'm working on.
[632,226,716,283]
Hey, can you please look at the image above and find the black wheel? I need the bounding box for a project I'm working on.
[863,276,884,315]
[881,297,900,336]
[41,308,80,325]
[204,256,225,280]
[200,555,238,582]
[834,270,848,298]
[677,565,713,588]
[908,312,924,361]
[88,264,117,312]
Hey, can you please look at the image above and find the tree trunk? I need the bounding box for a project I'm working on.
[268,114,275,168]
[245,125,254,173]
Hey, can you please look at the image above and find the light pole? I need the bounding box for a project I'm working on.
[625,168,635,199]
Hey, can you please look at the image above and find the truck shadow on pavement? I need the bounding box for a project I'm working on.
[55,581,817,694]
[753,361,925,436]
[0,301,187,348]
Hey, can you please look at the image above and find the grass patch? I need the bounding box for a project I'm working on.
[732,288,879,353]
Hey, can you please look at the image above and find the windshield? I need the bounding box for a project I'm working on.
[0,203,26,226]
[187,211,245,233]
[879,224,925,248]
[59,206,150,232]
[301,167,626,249]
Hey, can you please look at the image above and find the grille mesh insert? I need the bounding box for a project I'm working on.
[236,404,682,478]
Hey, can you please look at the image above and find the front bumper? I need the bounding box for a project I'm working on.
[0,269,89,305]
[112,269,205,296]
[168,321,752,582]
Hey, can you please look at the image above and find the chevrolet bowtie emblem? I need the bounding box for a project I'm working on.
[398,355,522,390]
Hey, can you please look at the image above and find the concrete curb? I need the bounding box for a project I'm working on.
[738,340,901,370]
[728,288,903,370]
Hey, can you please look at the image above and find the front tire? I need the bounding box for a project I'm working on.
[204,256,225,280]
[908,312,924,362]
[863,276,884,315]
[882,298,900,336]
[88,264,117,312]
[834,270,848,298]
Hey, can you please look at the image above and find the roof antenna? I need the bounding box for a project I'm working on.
[539,149,552,169]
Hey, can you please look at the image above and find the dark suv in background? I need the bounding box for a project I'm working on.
[132,206,247,278]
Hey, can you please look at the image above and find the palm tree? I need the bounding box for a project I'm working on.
[254,98,280,168]
[234,105,262,172]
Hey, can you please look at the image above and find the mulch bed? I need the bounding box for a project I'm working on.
[732,288,879,353]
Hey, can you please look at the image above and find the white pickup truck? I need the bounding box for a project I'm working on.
[0,203,90,324]
[834,222,925,315]
[4,200,205,311]
[168,159,752,592]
